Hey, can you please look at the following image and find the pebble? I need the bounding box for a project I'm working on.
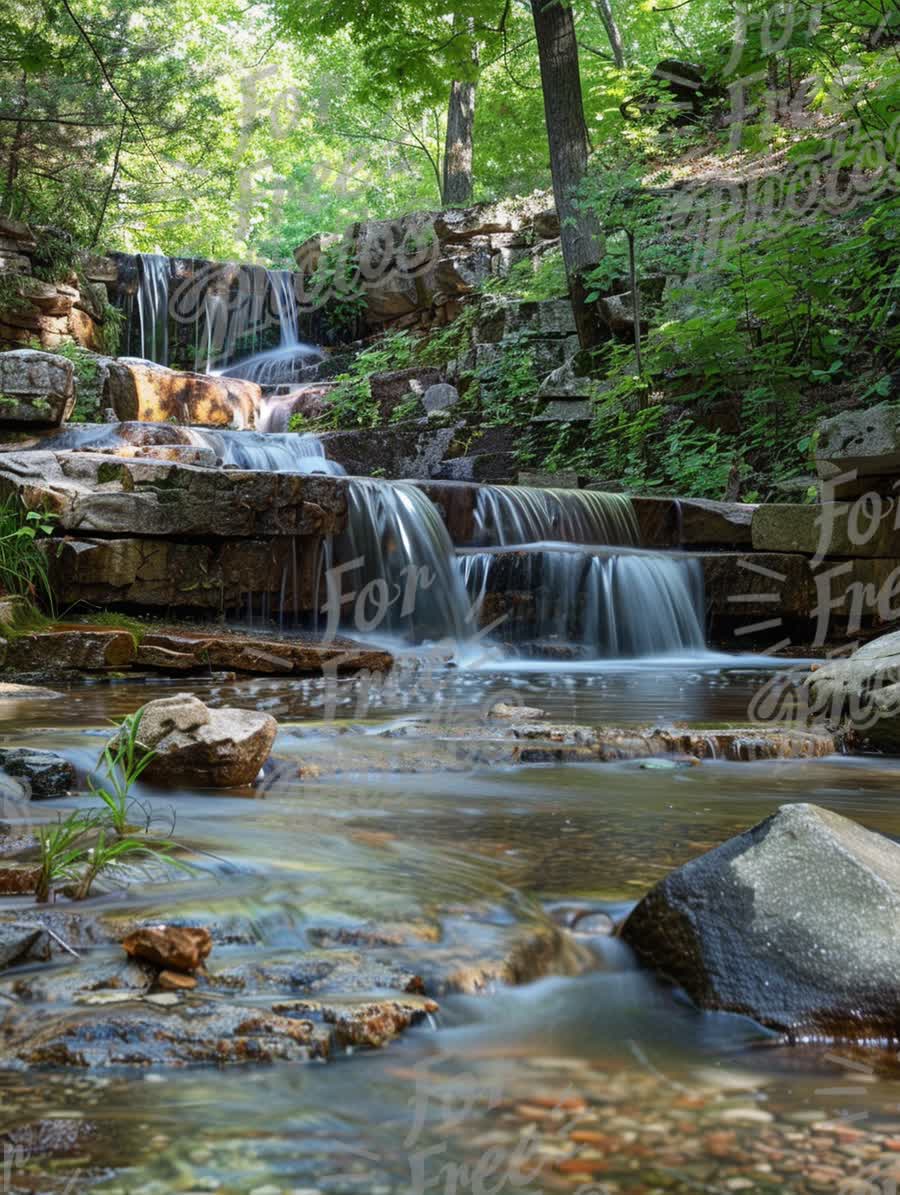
[716,1107,775,1124]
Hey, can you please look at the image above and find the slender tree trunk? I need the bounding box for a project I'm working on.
[442,79,477,206]
[442,20,477,207]
[531,0,605,350]
[594,0,626,67]
[4,72,28,216]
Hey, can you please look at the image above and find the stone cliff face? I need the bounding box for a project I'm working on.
[0,218,115,352]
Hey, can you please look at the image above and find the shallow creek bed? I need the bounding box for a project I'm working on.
[0,661,897,1193]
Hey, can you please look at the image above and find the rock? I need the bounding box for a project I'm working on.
[156,969,198,991]
[122,925,212,973]
[135,631,393,677]
[816,402,900,496]
[0,748,75,798]
[490,702,546,720]
[0,924,47,968]
[46,536,327,615]
[0,350,75,427]
[0,450,348,538]
[592,726,834,761]
[5,628,135,674]
[531,399,593,423]
[104,359,262,427]
[0,863,41,895]
[633,497,757,549]
[130,693,277,787]
[598,292,645,337]
[808,630,900,750]
[752,503,900,557]
[422,383,460,414]
[517,469,580,489]
[370,367,441,421]
[621,802,900,1038]
[0,683,63,701]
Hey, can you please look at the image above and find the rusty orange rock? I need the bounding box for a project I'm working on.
[122,925,212,974]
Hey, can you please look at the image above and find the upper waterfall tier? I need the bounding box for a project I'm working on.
[470,485,639,548]
[120,255,325,380]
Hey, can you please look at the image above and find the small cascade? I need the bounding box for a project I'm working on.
[460,545,705,658]
[470,485,639,547]
[219,269,322,386]
[135,254,171,365]
[186,428,345,474]
[332,479,472,643]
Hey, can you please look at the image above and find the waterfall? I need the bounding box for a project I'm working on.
[469,485,639,547]
[459,546,705,658]
[330,479,472,643]
[185,428,345,474]
[218,269,322,386]
[135,254,171,365]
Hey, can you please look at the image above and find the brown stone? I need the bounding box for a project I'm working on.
[104,359,262,427]
[5,628,135,673]
[130,693,277,788]
[156,969,198,991]
[633,496,757,549]
[0,863,41,895]
[121,925,212,973]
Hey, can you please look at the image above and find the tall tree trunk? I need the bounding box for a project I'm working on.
[594,0,626,67]
[442,23,477,207]
[531,0,605,351]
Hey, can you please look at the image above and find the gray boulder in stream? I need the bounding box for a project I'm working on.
[621,803,900,1040]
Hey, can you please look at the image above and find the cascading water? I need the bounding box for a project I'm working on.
[219,269,322,386]
[331,479,472,644]
[469,485,639,547]
[460,544,705,658]
[452,486,707,658]
[186,428,345,474]
[134,254,171,365]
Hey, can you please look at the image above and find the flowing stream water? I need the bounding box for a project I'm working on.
[5,669,900,1194]
[13,294,900,1191]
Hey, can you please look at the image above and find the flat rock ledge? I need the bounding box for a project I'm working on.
[622,803,900,1041]
[0,624,393,681]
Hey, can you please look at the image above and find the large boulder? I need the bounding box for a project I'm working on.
[0,350,75,427]
[130,694,277,788]
[621,803,900,1039]
[808,630,900,750]
[104,359,262,427]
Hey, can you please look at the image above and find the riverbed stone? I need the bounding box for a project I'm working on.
[121,926,212,973]
[621,802,900,1038]
[130,693,277,788]
[0,350,75,427]
[0,748,75,798]
[136,630,393,677]
[808,630,900,750]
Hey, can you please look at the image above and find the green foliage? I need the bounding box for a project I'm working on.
[482,250,568,303]
[302,330,419,429]
[89,710,158,837]
[463,328,540,427]
[310,244,367,340]
[35,813,93,905]
[0,498,57,608]
[44,343,105,423]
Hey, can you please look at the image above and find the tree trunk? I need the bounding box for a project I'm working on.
[442,23,477,208]
[531,0,605,351]
[442,79,476,206]
[595,0,626,68]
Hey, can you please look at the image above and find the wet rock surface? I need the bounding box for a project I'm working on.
[121,925,213,973]
[622,803,900,1039]
[131,693,278,788]
[0,747,75,797]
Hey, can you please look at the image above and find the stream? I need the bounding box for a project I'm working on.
[3,661,900,1194]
